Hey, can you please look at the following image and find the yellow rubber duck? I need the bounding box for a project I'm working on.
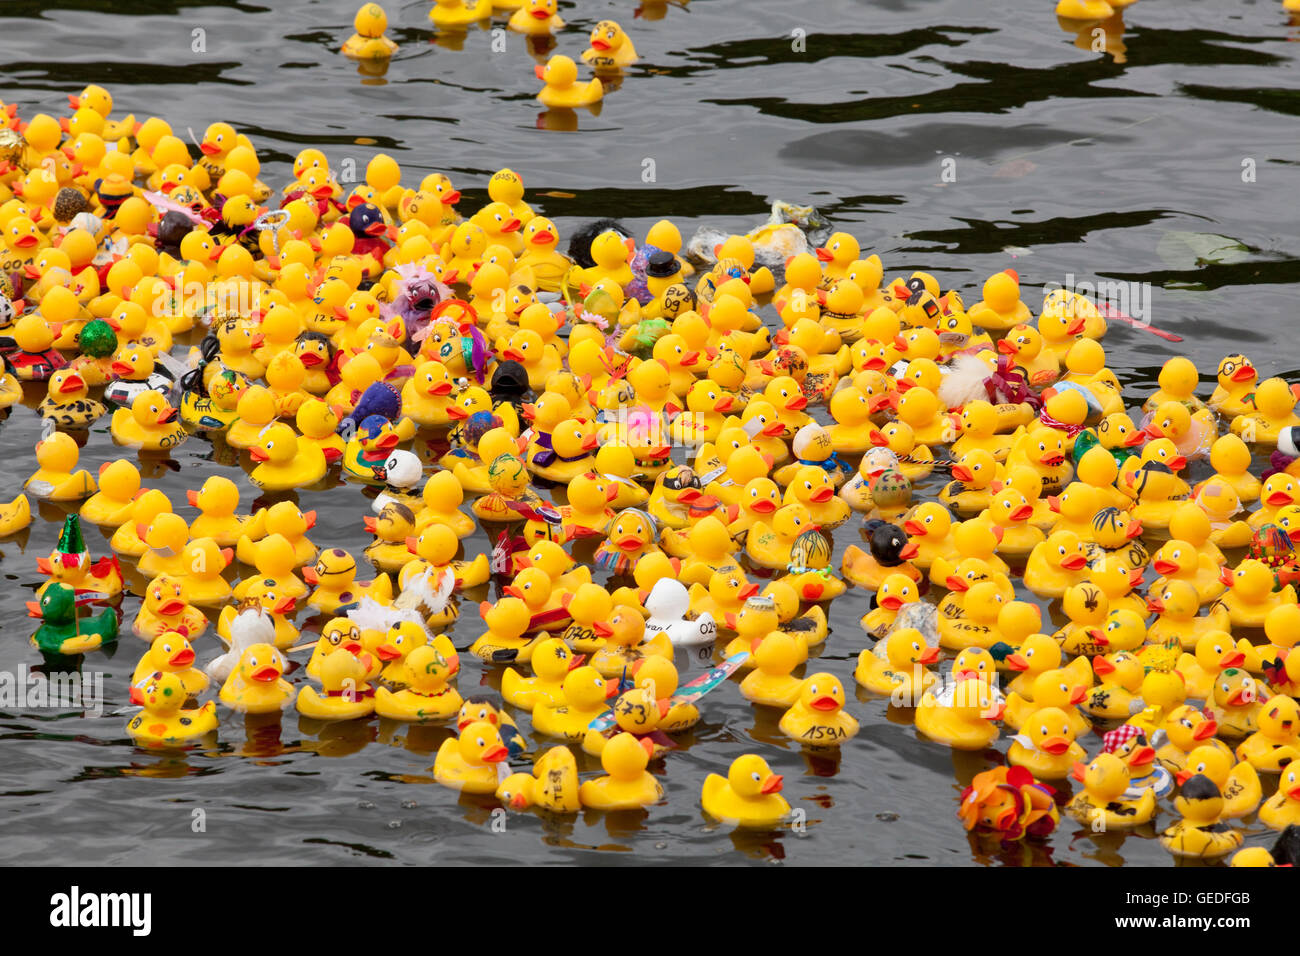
[246,421,326,492]
[232,532,306,601]
[110,390,187,452]
[1083,645,1146,719]
[468,596,534,663]
[342,3,399,59]
[855,628,939,704]
[496,746,582,813]
[589,605,672,678]
[1161,775,1243,859]
[1007,706,1086,780]
[1231,376,1300,445]
[779,672,859,748]
[968,269,1031,332]
[915,675,1005,749]
[24,432,96,501]
[126,671,218,748]
[701,754,790,828]
[1236,695,1300,772]
[1217,558,1297,629]
[535,56,601,110]
[1146,580,1231,653]
[218,642,293,714]
[132,574,208,641]
[1066,752,1157,828]
[78,459,140,527]
[1211,668,1269,738]
[1198,434,1260,504]
[434,719,510,794]
[375,644,462,721]
[501,637,579,712]
[577,732,661,809]
[1149,538,1226,606]
[1002,667,1091,737]
[1208,353,1257,418]
[1259,763,1300,831]
[131,631,209,697]
[738,631,804,708]
[532,664,616,741]
[1157,707,1230,772]
[298,649,375,720]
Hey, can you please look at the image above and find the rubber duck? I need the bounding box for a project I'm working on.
[898,502,957,572]
[1006,671,1090,744]
[243,421,326,492]
[213,639,292,712]
[738,631,804,708]
[132,573,208,642]
[841,519,921,591]
[1217,558,1297,629]
[37,368,105,429]
[1173,749,1259,820]
[1210,668,1270,738]
[1199,434,1261,505]
[27,583,119,656]
[1005,425,1072,498]
[496,745,581,814]
[938,579,1009,652]
[701,754,790,828]
[74,460,136,529]
[297,648,376,721]
[1047,482,1100,540]
[532,665,616,741]
[1208,353,1257,418]
[126,671,218,748]
[1023,530,1090,599]
[928,521,1010,590]
[593,507,662,575]
[1232,373,1300,443]
[1249,473,1300,531]
[779,673,859,748]
[982,484,1045,558]
[590,605,672,678]
[110,390,186,452]
[1157,707,1231,772]
[468,596,535,663]
[1065,752,1157,828]
[300,548,389,615]
[1259,763,1300,831]
[915,675,1005,750]
[938,449,1000,516]
[399,524,489,592]
[1006,706,1086,780]
[1146,580,1232,652]
[231,532,305,602]
[859,572,922,640]
[856,628,940,704]
[577,732,661,810]
[956,764,1059,839]
[131,630,209,697]
[500,637,578,712]
[374,644,462,721]
[1161,775,1243,859]
[1236,695,1300,772]
[342,2,399,57]
[967,269,1031,332]
[535,55,600,110]
[25,432,96,501]
[432,719,511,794]
[1083,512,1149,577]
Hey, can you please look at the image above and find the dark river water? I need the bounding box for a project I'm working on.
[1,0,1298,866]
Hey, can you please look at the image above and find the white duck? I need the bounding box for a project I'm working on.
[372,449,425,514]
[644,578,717,650]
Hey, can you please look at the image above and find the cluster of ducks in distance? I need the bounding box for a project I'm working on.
[7,78,1300,858]
[340,1,639,110]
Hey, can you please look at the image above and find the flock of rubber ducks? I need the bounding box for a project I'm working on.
[340,1,639,112]
[5,79,1300,856]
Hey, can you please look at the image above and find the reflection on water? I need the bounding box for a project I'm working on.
[0,0,1297,866]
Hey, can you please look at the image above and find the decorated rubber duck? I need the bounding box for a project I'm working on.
[27,583,119,656]
[1066,752,1157,828]
[956,765,1059,840]
[35,514,123,601]
[217,578,299,651]
[840,520,921,592]
[297,648,375,720]
[126,671,218,748]
[468,597,533,663]
[1208,353,1257,418]
[38,368,106,429]
[131,631,209,698]
[701,754,790,828]
[133,574,208,641]
[110,390,186,452]
[374,644,462,722]
[589,605,672,678]
[937,579,1008,652]
[1080,647,1143,719]
[1232,693,1300,773]
[496,745,581,813]
[915,675,1005,750]
[1160,775,1243,859]
[1259,764,1300,831]
[593,507,662,575]
[779,673,859,748]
